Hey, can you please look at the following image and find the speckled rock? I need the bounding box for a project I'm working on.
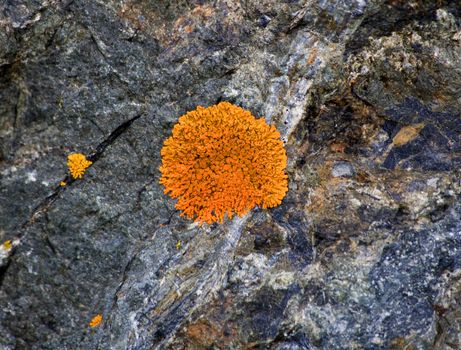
[331,160,355,178]
[1,1,461,349]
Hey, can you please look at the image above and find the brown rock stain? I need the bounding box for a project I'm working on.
[150,289,180,316]
[306,185,326,213]
[116,2,214,45]
[307,47,318,65]
[186,321,219,347]
[392,123,425,147]
[117,3,147,32]
[390,336,415,350]
[185,319,237,348]
[305,161,349,214]
[191,4,214,18]
[330,142,346,153]
[181,295,239,349]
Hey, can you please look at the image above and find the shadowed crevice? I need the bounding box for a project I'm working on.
[17,113,143,235]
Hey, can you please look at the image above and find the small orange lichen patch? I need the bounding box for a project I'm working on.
[159,102,288,224]
[392,123,425,147]
[60,181,66,187]
[67,153,92,179]
[89,314,102,328]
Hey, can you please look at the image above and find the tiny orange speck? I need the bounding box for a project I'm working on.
[89,314,102,328]
[3,240,12,250]
[60,181,66,187]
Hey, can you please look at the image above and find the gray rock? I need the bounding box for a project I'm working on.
[1,0,461,349]
[331,161,355,178]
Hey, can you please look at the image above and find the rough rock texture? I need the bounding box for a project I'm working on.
[1,0,461,349]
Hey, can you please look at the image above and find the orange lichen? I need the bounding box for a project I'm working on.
[60,181,67,187]
[67,153,92,179]
[89,314,102,328]
[159,102,288,224]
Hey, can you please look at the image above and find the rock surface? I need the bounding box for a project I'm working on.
[1,0,461,349]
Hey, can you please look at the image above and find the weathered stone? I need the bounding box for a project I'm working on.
[331,160,355,178]
[1,1,461,349]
